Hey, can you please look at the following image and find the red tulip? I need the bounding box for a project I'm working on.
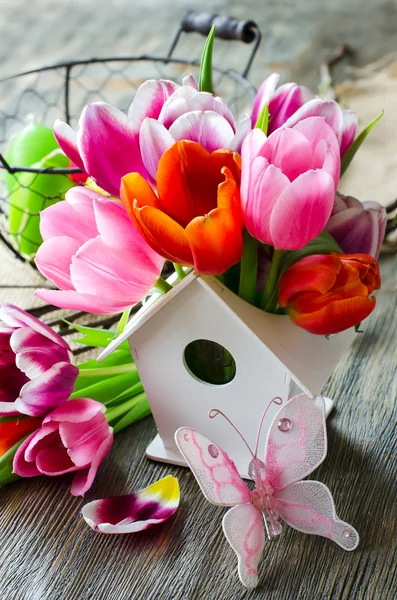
[278,253,381,335]
[121,141,243,275]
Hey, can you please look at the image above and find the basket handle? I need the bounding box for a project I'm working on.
[167,11,261,78]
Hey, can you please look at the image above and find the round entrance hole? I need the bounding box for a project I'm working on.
[183,339,236,386]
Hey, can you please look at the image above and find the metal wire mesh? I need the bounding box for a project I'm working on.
[0,56,256,265]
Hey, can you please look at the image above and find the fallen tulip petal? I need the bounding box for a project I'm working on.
[82,475,180,533]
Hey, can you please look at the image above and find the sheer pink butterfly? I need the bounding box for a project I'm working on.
[175,393,359,588]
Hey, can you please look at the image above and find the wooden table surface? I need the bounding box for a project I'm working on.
[0,254,395,600]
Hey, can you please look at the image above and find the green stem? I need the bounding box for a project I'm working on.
[261,249,284,311]
[105,392,146,425]
[173,263,186,280]
[238,230,259,305]
[153,276,173,294]
[77,364,138,378]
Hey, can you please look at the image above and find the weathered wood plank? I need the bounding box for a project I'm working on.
[0,255,395,600]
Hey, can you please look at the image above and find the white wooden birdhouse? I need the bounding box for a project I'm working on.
[100,271,355,478]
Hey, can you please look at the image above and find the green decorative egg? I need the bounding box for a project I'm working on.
[4,123,60,194]
[8,150,76,259]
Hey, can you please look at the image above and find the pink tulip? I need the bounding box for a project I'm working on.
[326,192,387,259]
[13,398,113,496]
[35,187,164,314]
[0,304,78,417]
[241,117,340,250]
[54,78,180,196]
[139,83,250,179]
[251,73,357,155]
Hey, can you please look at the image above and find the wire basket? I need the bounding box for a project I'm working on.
[0,12,261,266]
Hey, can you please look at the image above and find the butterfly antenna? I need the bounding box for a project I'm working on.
[209,409,255,458]
[254,396,283,458]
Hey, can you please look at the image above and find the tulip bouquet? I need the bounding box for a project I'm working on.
[29,29,384,338]
[0,29,386,501]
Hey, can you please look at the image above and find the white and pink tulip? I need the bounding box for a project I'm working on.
[13,398,113,496]
[0,304,78,417]
[251,73,357,156]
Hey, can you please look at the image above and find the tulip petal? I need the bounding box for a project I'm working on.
[270,170,335,250]
[182,74,198,89]
[326,203,387,259]
[278,254,341,306]
[39,187,99,242]
[93,198,164,273]
[127,79,179,129]
[284,99,343,142]
[44,397,105,424]
[290,296,376,335]
[229,115,251,152]
[140,118,175,180]
[292,117,340,187]
[70,237,159,304]
[35,447,79,475]
[132,205,193,265]
[251,73,280,127]
[242,159,290,245]
[261,128,313,182]
[13,432,45,477]
[269,83,315,131]
[71,434,114,496]
[35,236,81,290]
[54,120,85,171]
[156,141,228,226]
[240,129,268,205]
[185,168,243,275]
[159,87,235,129]
[59,412,112,466]
[0,304,70,350]
[23,423,59,462]
[16,362,79,417]
[168,111,235,152]
[82,475,180,533]
[10,327,70,378]
[34,289,133,315]
[340,110,358,156]
[77,103,147,197]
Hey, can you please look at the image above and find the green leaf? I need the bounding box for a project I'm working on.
[71,372,140,403]
[198,25,215,93]
[77,349,133,372]
[107,381,145,407]
[281,231,343,276]
[255,104,269,135]
[63,320,130,351]
[112,396,151,434]
[341,111,384,176]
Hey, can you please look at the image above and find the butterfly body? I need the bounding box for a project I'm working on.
[175,393,359,588]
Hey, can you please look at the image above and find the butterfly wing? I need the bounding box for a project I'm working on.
[175,427,251,506]
[273,480,359,550]
[264,393,327,492]
[222,503,265,588]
